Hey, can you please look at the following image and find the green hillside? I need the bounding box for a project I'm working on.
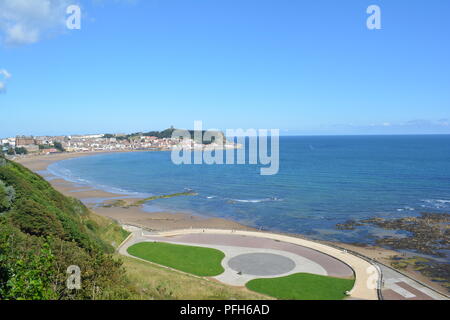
[0,155,136,300]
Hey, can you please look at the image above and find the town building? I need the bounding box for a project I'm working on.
[16,136,36,147]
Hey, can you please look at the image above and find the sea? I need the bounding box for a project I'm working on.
[47,135,450,248]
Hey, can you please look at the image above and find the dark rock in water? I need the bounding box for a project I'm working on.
[337,212,450,257]
[336,220,364,230]
[389,255,450,292]
[336,212,450,292]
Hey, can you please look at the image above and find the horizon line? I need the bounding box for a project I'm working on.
[3,132,450,139]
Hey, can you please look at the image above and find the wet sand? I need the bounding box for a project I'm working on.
[94,206,250,231]
[15,152,253,231]
[15,151,115,171]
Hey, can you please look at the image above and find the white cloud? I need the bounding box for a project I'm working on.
[0,69,11,79]
[401,119,450,128]
[0,69,12,93]
[0,0,75,45]
[0,0,140,46]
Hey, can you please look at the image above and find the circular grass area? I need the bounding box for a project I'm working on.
[127,242,225,276]
[246,273,355,300]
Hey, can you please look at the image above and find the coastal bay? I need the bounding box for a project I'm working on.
[14,135,450,296]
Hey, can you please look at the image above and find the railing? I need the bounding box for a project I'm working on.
[321,241,384,300]
[121,223,381,300]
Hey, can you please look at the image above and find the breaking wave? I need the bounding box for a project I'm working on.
[421,199,450,210]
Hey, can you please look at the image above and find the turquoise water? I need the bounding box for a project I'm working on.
[48,135,450,244]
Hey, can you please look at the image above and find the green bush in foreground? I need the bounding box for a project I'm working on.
[246,273,355,300]
[127,242,225,277]
[0,158,135,300]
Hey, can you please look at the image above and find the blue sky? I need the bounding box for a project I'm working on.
[0,0,449,137]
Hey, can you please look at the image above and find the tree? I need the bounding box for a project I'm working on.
[1,242,57,300]
[53,142,65,152]
[0,181,15,213]
[14,147,28,155]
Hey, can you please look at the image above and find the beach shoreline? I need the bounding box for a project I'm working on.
[15,151,254,232]
[14,151,449,295]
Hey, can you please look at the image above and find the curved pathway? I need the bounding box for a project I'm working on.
[119,227,380,300]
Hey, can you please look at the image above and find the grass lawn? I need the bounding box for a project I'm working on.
[120,255,272,300]
[83,211,130,249]
[246,273,355,300]
[127,242,225,276]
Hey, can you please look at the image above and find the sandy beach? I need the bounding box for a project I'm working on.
[15,151,253,232]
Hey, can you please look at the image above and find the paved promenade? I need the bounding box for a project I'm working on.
[119,226,380,300]
[157,229,379,300]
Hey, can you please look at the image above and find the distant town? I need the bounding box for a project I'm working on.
[1,127,236,157]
